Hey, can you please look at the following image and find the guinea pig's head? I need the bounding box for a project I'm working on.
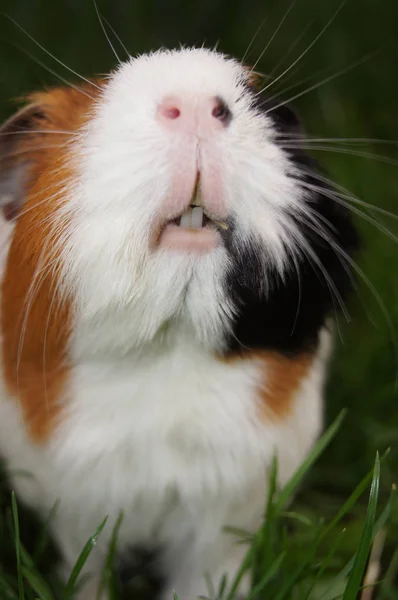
[0,48,357,362]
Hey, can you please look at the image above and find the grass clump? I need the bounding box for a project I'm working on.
[0,411,396,599]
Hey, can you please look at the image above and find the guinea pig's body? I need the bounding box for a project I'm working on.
[0,49,356,599]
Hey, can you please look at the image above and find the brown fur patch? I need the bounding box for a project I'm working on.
[255,352,313,419]
[221,350,313,419]
[0,82,103,442]
[243,66,267,90]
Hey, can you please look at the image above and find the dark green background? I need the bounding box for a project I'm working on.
[0,0,398,584]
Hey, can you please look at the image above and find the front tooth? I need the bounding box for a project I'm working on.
[180,208,192,228]
[191,206,204,229]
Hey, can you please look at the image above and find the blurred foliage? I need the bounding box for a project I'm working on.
[0,0,397,593]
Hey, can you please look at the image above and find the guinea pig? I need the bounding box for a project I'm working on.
[0,47,357,599]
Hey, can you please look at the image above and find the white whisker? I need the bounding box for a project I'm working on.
[278,135,398,146]
[295,167,398,222]
[281,144,398,168]
[98,12,130,58]
[299,180,398,244]
[259,0,348,95]
[259,48,377,108]
[8,39,96,100]
[0,130,75,137]
[327,236,398,377]
[241,16,268,65]
[284,219,351,321]
[0,144,72,162]
[92,0,121,64]
[5,15,102,90]
[251,0,299,73]
[269,21,314,78]
[42,251,64,418]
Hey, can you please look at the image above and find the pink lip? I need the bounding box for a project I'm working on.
[158,224,220,253]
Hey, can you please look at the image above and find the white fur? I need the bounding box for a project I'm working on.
[58,48,306,357]
[0,332,329,599]
[0,48,332,599]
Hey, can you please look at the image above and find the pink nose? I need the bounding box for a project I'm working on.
[156,95,231,136]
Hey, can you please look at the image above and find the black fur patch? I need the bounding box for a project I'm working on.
[222,91,358,356]
[116,545,165,600]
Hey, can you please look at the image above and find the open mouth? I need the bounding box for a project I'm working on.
[157,189,227,252]
[168,186,228,231]
[169,205,227,230]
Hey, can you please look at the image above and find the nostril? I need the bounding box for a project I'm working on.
[163,106,181,120]
[212,97,232,125]
[157,97,182,122]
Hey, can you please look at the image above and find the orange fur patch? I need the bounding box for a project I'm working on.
[255,352,313,419]
[1,83,103,442]
[222,350,313,419]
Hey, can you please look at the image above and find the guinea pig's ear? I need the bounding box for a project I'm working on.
[244,66,302,135]
[0,103,46,221]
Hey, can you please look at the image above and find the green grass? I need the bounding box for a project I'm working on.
[0,0,397,596]
[0,414,397,598]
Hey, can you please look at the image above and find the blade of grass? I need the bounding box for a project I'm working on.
[342,453,380,600]
[247,551,286,599]
[98,513,123,600]
[275,410,346,512]
[372,484,396,536]
[11,492,25,600]
[379,547,398,597]
[216,573,228,599]
[0,577,19,599]
[252,456,278,587]
[224,462,279,600]
[305,528,347,600]
[224,551,252,600]
[320,449,390,542]
[65,517,107,597]
[32,500,59,564]
[21,566,54,600]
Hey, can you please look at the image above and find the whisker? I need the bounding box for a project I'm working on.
[296,168,398,222]
[293,205,357,293]
[281,143,398,168]
[293,206,396,362]
[299,180,398,244]
[283,241,303,336]
[269,21,314,77]
[260,47,380,110]
[0,130,75,137]
[259,0,348,94]
[0,143,73,162]
[4,161,74,224]
[98,12,130,58]
[5,38,96,100]
[284,219,351,320]
[241,16,268,65]
[251,0,299,73]
[327,236,398,379]
[92,0,121,64]
[266,59,353,106]
[4,15,102,90]
[16,241,51,393]
[42,250,64,419]
[277,135,398,146]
